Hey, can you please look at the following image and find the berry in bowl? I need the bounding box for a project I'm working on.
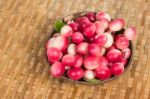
[46,11,136,84]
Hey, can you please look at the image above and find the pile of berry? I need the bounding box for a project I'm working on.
[46,11,136,82]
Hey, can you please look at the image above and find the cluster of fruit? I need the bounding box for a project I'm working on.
[46,11,136,82]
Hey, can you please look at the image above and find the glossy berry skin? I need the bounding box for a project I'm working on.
[84,56,100,70]
[111,63,124,76]
[76,42,89,55]
[83,23,96,37]
[95,34,108,47]
[74,54,83,68]
[109,18,124,31]
[67,67,84,80]
[122,48,131,59]
[71,32,84,44]
[50,62,65,77]
[95,66,111,80]
[99,56,108,67]
[106,49,123,62]
[94,21,105,34]
[47,47,62,63]
[62,54,76,66]
[88,43,102,56]
[60,25,73,37]
[47,36,68,51]
[115,36,129,50]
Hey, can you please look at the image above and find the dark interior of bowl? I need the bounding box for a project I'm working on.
[46,12,133,84]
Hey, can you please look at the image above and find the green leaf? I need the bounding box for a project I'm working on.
[83,78,101,83]
[54,20,65,32]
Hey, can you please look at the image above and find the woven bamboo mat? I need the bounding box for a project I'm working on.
[0,0,150,99]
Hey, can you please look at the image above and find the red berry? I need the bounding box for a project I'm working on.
[115,36,129,50]
[77,42,89,55]
[47,47,62,62]
[71,32,84,43]
[111,63,124,76]
[67,67,84,80]
[83,23,96,37]
[106,49,123,62]
[109,18,124,31]
[50,62,65,77]
[84,56,100,70]
[95,66,111,80]
[62,54,76,66]
[88,43,102,56]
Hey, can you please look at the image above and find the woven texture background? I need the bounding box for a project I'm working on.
[0,0,150,99]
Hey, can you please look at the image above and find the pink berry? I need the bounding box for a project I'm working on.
[67,67,84,80]
[77,42,89,55]
[83,23,96,37]
[95,66,111,80]
[106,49,123,62]
[99,56,108,67]
[62,54,76,66]
[76,17,91,32]
[68,22,79,32]
[96,12,111,22]
[94,21,105,34]
[95,34,108,47]
[122,48,131,59]
[111,62,124,76]
[124,27,136,40]
[71,32,84,43]
[50,62,65,77]
[60,25,73,37]
[47,47,62,62]
[47,36,68,51]
[109,18,124,31]
[115,36,129,50]
[84,56,100,70]
[88,43,102,56]
[74,54,83,68]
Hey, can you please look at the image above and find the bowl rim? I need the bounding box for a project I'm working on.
[46,11,134,85]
